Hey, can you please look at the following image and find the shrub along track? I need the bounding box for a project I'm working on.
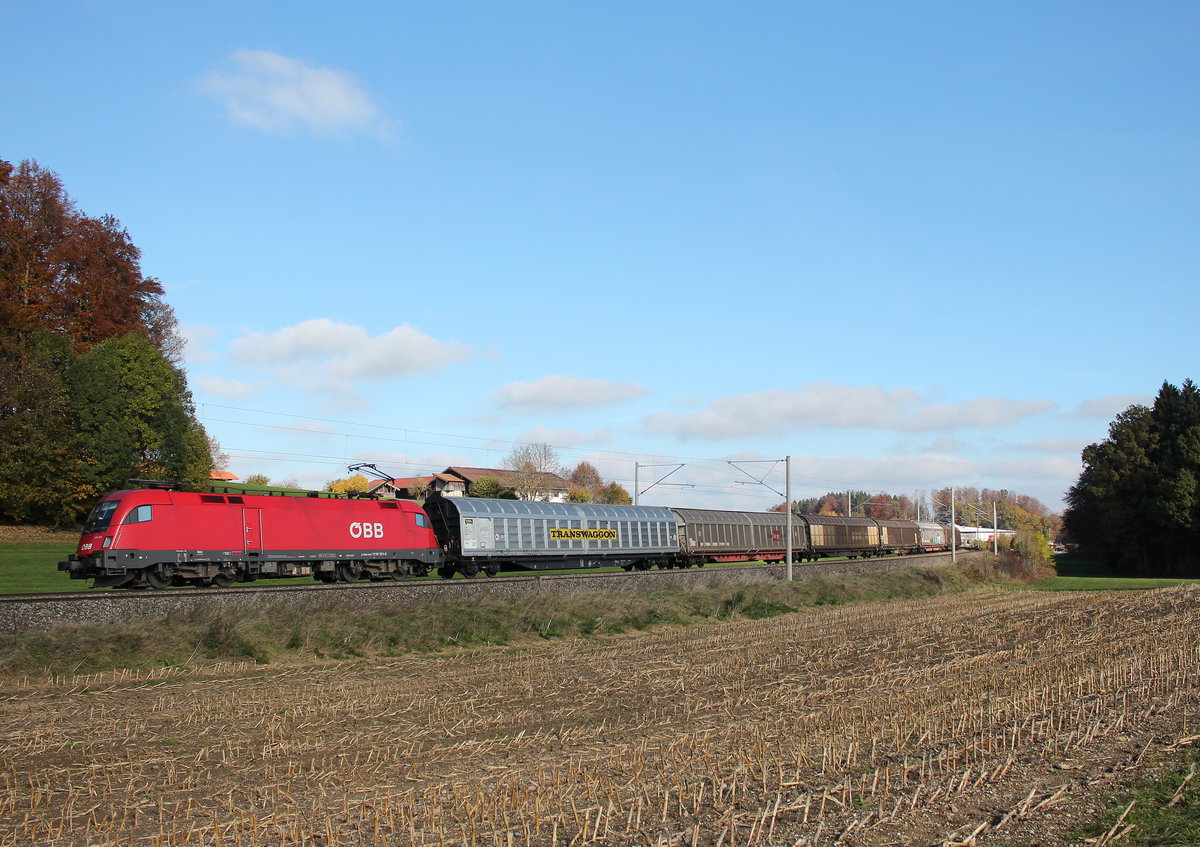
[1,585,1198,846]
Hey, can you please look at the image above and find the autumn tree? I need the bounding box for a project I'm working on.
[567,461,602,489]
[596,482,632,505]
[0,160,181,356]
[326,474,371,496]
[863,493,897,519]
[501,442,564,501]
[0,159,203,524]
[208,436,230,474]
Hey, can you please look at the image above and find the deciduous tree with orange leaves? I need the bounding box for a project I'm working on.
[0,159,209,525]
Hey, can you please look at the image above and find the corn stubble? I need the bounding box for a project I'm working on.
[2,586,1198,846]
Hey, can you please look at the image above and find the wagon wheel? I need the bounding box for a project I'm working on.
[436,566,456,579]
[483,565,500,577]
[461,562,481,579]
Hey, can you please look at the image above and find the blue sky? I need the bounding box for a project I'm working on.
[5,2,1196,512]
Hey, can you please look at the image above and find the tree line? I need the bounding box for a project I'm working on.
[771,487,1056,567]
[0,160,212,525]
[1065,379,1200,576]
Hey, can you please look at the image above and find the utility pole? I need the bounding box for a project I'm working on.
[951,487,956,565]
[785,455,793,582]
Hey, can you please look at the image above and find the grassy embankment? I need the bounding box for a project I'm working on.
[5,526,1199,682]
[0,551,976,680]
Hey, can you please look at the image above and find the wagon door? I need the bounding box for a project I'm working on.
[462,517,494,550]
[242,508,262,553]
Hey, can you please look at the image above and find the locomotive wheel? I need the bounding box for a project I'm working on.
[338,562,363,582]
[212,572,234,589]
[144,569,171,590]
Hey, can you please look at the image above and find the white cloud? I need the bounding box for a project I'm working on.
[194,375,257,400]
[981,456,1083,481]
[897,397,1057,431]
[789,453,980,490]
[514,426,616,447]
[1065,394,1151,420]
[182,324,219,364]
[228,319,472,403]
[1011,437,1092,454]
[645,383,919,439]
[199,49,387,137]
[491,375,648,412]
[232,319,364,363]
[645,383,1056,440]
[925,436,966,453]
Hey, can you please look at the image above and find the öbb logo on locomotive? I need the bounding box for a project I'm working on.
[349,522,385,539]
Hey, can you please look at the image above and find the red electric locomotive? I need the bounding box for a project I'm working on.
[58,485,443,589]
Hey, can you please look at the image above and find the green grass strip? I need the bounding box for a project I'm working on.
[1072,751,1200,846]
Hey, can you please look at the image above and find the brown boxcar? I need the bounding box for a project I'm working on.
[801,515,880,559]
[672,508,807,565]
[875,519,921,554]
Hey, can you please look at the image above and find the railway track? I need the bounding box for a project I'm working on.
[0,552,954,634]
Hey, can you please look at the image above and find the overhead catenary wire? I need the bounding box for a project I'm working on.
[201,402,960,504]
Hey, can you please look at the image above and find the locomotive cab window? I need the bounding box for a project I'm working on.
[414,513,430,528]
[122,505,153,525]
[83,500,119,533]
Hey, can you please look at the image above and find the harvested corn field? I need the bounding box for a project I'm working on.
[2,586,1200,846]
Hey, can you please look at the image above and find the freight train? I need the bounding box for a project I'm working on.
[58,485,952,589]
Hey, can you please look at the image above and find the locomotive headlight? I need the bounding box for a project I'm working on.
[102,536,113,549]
